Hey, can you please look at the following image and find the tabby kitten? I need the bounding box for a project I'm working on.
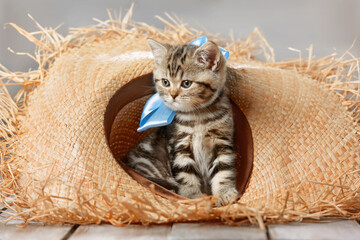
[127,39,238,206]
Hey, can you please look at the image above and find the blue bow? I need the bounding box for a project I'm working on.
[137,36,229,132]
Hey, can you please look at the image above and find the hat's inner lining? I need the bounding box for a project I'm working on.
[104,73,254,201]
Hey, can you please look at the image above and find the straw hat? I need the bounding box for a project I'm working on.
[1,14,359,226]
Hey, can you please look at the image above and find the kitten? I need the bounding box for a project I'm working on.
[127,39,238,206]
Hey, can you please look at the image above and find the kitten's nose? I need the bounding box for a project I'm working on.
[171,93,178,99]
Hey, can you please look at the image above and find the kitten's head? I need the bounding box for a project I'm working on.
[147,39,227,112]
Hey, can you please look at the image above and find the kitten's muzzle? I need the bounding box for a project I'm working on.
[171,93,178,99]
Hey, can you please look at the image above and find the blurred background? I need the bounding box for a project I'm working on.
[1,0,360,96]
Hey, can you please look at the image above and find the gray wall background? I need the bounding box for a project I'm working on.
[1,0,359,95]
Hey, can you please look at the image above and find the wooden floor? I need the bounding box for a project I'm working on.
[1,209,360,240]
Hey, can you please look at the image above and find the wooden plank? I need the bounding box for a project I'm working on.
[70,224,171,240]
[168,223,267,240]
[268,220,360,240]
[0,208,74,240]
[0,223,73,240]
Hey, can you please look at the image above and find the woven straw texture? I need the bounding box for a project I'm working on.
[1,13,359,226]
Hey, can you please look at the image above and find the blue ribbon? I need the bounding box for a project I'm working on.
[137,36,229,132]
[137,93,176,132]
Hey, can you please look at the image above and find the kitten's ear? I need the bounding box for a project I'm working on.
[194,41,222,71]
[146,39,168,64]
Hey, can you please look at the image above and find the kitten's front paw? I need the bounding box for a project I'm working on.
[214,188,239,207]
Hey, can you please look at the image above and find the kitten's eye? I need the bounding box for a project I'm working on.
[181,80,192,88]
[162,79,170,87]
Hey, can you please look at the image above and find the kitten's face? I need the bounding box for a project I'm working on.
[147,39,226,112]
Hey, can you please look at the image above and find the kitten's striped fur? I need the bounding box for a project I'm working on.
[127,39,238,206]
